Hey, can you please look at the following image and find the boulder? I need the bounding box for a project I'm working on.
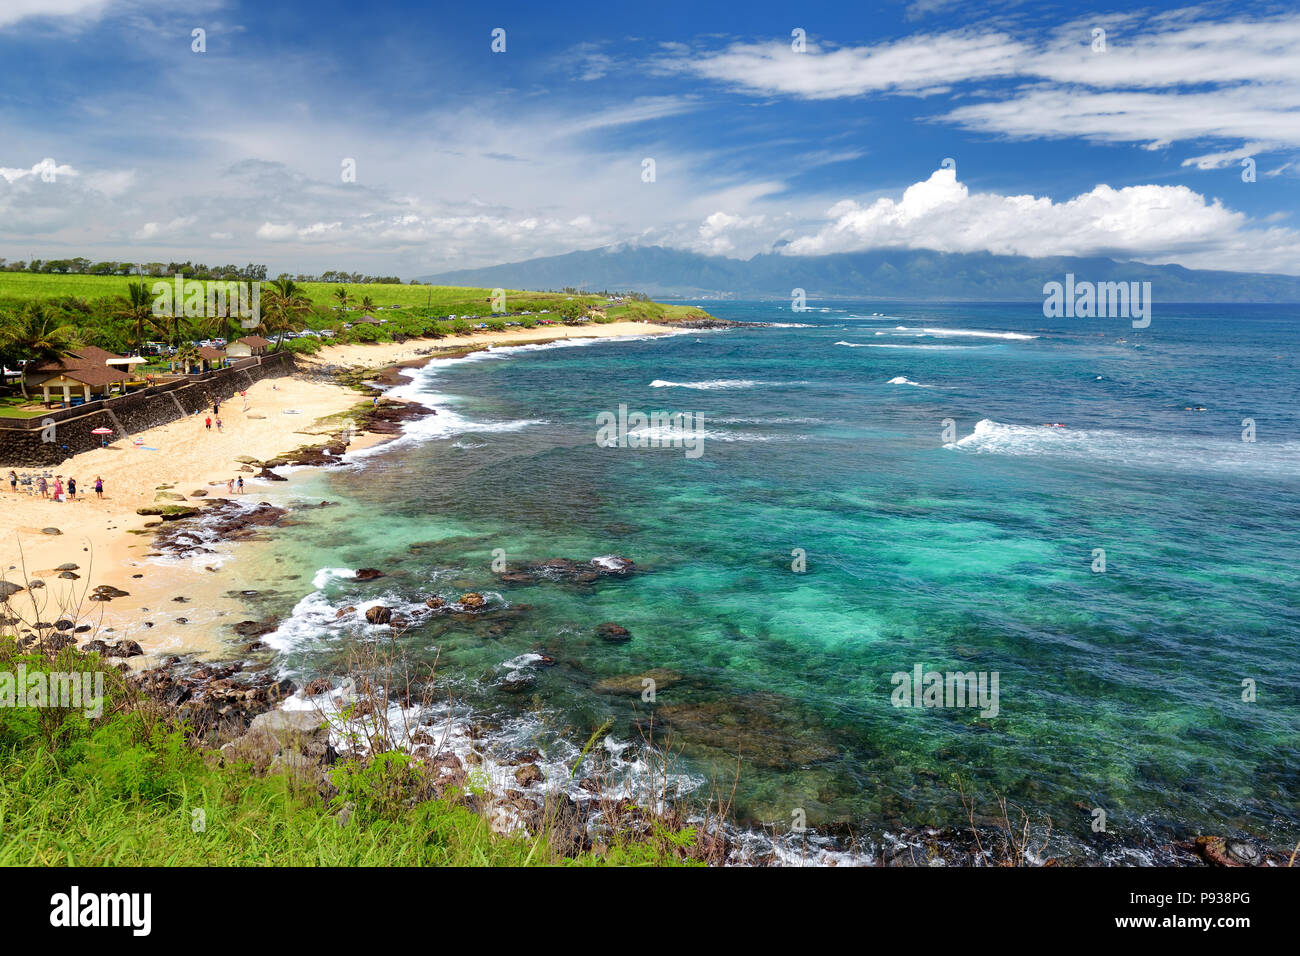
[458,592,487,609]
[355,568,385,581]
[595,622,631,643]
[365,605,392,625]
[514,764,543,787]
[220,709,335,776]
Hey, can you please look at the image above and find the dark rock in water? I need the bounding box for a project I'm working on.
[355,568,385,581]
[82,639,110,654]
[594,669,682,695]
[595,622,631,643]
[191,489,208,497]
[41,527,62,535]
[73,624,91,633]
[256,468,288,481]
[105,640,144,658]
[0,581,23,599]
[242,641,265,653]
[58,571,79,580]
[29,579,45,589]
[175,617,188,624]
[89,585,129,601]
[458,592,486,609]
[335,605,356,618]
[424,596,446,609]
[514,764,543,787]
[500,671,536,693]
[494,555,637,585]
[55,563,79,571]
[53,619,74,631]
[365,605,392,625]
[233,619,277,638]
[632,692,840,771]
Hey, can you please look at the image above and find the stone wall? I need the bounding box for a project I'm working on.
[0,353,295,468]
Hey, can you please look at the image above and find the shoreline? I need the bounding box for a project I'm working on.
[1,320,680,663]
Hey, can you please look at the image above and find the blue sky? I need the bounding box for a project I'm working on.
[1,0,1298,276]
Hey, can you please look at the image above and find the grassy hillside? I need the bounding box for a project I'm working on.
[0,272,707,321]
[0,638,703,866]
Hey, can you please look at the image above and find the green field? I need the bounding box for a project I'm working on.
[0,272,706,323]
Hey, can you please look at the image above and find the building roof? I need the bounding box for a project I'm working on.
[236,335,271,347]
[70,345,125,364]
[42,365,130,387]
[196,346,226,360]
[27,346,126,376]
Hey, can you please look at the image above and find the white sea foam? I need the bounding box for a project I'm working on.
[886,326,1038,340]
[836,341,991,351]
[648,378,808,389]
[946,419,1300,477]
[886,376,936,388]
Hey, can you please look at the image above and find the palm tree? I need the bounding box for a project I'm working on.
[359,295,375,313]
[332,286,351,314]
[113,281,155,353]
[152,310,192,350]
[0,303,80,399]
[260,278,312,351]
[173,344,201,374]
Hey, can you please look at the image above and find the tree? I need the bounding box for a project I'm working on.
[260,278,312,351]
[173,344,201,374]
[332,286,352,313]
[114,281,155,353]
[0,303,81,398]
[359,295,375,313]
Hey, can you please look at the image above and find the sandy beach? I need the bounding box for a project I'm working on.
[299,319,676,370]
[1,320,679,660]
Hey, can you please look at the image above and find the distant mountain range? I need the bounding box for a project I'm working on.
[420,245,1300,302]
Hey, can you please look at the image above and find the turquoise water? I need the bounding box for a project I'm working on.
[246,302,1300,853]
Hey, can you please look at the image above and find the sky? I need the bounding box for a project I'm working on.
[1,0,1298,277]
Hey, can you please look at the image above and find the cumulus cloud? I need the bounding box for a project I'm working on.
[781,167,1300,274]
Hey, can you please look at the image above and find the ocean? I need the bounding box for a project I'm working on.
[228,301,1300,859]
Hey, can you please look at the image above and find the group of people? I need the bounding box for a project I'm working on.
[7,470,104,501]
[225,476,245,494]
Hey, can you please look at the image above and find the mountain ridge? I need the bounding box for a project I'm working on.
[420,245,1300,302]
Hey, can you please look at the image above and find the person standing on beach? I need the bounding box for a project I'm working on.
[215,417,223,432]
[213,401,220,416]
[67,477,76,500]
[53,477,64,502]
[37,476,47,498]
[7,471,15,494]
[236,476,244,493]
[95,476,103,499]
[205,416,212,430]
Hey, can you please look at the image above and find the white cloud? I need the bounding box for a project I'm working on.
[663,12,1300,154]
[781,167,1300,274]
[0,0,110,29]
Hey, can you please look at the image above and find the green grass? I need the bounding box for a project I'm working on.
[0,640,701,866]
[0,272,707,320]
